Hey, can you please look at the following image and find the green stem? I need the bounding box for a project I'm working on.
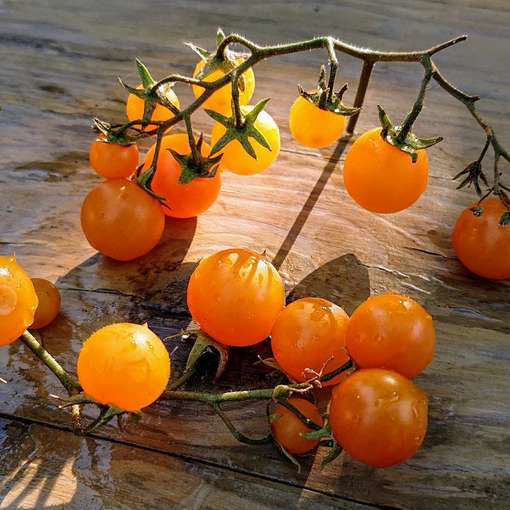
[21,331,81,395]
[183,113,200,165]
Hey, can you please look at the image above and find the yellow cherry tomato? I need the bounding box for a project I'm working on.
[0,256,38,346]
[289,95,346,148]
[126,83,180,133]
[77,323,171,412]
[210,105,280,176]
[31,278,61,329]
[192,57,255,115]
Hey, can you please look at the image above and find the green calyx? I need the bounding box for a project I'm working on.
[186,27,246,92]
[92,118,134,146]
[454,160,489,196]
[378,105,443,163]
[299,66,359,116]
[206,98,272,159]
[119,58,178,126]
[170,134,222,184]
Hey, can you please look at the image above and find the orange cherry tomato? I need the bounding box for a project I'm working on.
[271,398,324,455]
[210,105,280,176]
[81,179,165,261]
[271,297,350,385]
[0,256,38,346]
[31,278,61,329]
[289,95,346,149]
[329,369,428,468]
[126,83,180,132]
[453,198,510,280]
[346,294,435,379]
[77,323,170,411]
[187,249,285,346]
[143,133,221,218]
[192,57,255,115]
[343,127,429,213]
[89,139,139,179]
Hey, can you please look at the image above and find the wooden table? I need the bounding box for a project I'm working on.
[1,1,509,508]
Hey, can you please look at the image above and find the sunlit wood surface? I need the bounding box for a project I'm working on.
[1,0,509,508]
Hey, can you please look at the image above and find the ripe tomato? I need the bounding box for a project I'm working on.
[343,127,429,213]
[77,323,170,411]
[187,249,285,346]
[143,133,221,218]
[271,297,350,385]
[89,139,139,179]
[210,106,280,175]
[31,278,61,329]
[0,256,38,346]
[271,398,324,455]
[192,58,255,114]
[126,83,180,132]
[453,198,510,280]
[346,294,435,379]
[329,369,428,468]
[289,95,346,149]
[81,179,165,261]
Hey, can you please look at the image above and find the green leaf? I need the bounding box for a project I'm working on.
[135,58,155,89]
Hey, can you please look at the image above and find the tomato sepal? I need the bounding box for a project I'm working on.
[92,118,136,146]
[207,98,272,159]
[302,421,332,441]
[378,105,443,163]
[298,82,359,117]
[320,442,343,468]
[454,159,488,195]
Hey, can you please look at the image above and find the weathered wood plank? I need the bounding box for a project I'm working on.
[1,0,510,508]
[0,417,374,509]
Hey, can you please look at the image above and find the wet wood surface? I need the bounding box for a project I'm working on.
[1,0,510,508]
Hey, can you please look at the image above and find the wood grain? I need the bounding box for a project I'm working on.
[1,0,510,508]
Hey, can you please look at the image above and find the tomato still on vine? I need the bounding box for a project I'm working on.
[81,179,165,261]
[31,278,61,330]
[329,369,428,468]
[89,139,139,179]
[143,133,221,218]
[77,323,170,412]
[343,127,429,213]
[0,256,38,346]
[187,249,285,346]
[453,198,510,280]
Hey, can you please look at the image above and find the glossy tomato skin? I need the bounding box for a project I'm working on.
[126,83,180,132]
[329,369,428,468]
[143,133,221,218]
[271,297,350,385]
[211,106,280,176]
[289,96,346,149]
[81,179,165,261]
[77,323,170,411]
[346,294,435,379]
[271,398,324,455]
[89,139,139,179]
[31,278,61,329]
[187,249,285,346]
[192,58,255,115]
[0,256,38,346]
[453,198,510,280]
[343,127,429,213]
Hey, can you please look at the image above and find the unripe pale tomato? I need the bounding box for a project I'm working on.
[126,83,180,132]
[271,398,324,455]
[77,323,170,411]
[31,278,61,330]
[0,256,38,346]
[329,369,428,468]
[210,106,280,176]
[192,58,255,115]
[271,297,350,385]
[453,198,510,280]
[346,294,435,379]
[89,139,139,179]
[343,127,429,213]
[143,133,221,218]
[81,179,165,261]
[187,249,285,346]
[289,95,346,149]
